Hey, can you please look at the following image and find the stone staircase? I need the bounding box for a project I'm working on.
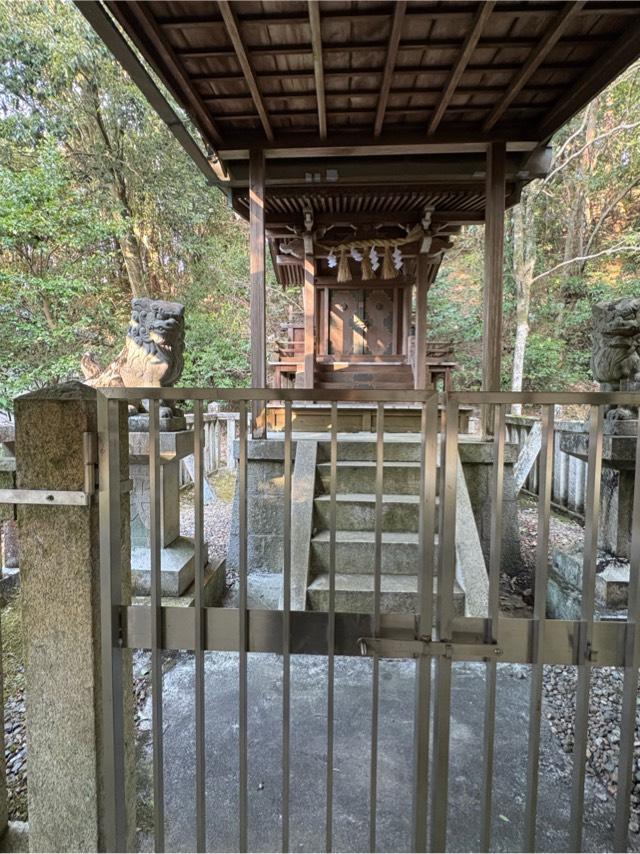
[306,438,465,614]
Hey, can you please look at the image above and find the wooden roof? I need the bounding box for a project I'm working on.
[104,1,640,155]
[83,1,640,284]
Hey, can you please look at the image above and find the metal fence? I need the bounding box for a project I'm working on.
[506,414,589,517]
[97,388,640,853]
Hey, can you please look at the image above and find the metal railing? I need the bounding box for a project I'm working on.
[96,387,640,853]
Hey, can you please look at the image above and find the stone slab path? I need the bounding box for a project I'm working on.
[137,653,629,853]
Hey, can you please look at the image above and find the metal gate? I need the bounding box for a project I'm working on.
[97,388,640,852]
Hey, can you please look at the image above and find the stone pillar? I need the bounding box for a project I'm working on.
[14,383,135,851]
[458,440,522,575]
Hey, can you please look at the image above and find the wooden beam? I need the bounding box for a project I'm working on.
[201,84,564,102]
[537,14,640,139]
[217,0,274,141]
[308,0,327,140]
[414,257,428,389]
[176,35,607,60]
[217,131,539,160]
[250,150,266,431]
[156,4,638,30]
[374,1,407,137]
[483,1,585,131]
[481,142,506,435]
[303,233,316,388]
[314,276,412,288]
[428,1,495,135]
[190,63,584,84]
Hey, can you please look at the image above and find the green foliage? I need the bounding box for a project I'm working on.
[0,0,256,411]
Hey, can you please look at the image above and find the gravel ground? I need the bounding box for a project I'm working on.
[543,665,640,833]
[180,470,235,571]
[514,496,640,837]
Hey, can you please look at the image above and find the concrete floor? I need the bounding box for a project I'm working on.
[137,654,627,853]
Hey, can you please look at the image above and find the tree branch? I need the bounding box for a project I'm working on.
[542,121,640,185]
[531,244,640,284]
[583,176,640,257]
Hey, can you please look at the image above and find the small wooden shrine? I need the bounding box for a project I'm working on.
[78,0,640,394]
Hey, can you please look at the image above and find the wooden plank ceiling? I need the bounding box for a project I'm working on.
[101,0,640,284]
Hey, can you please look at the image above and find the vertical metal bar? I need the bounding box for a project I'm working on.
[412,395,439,852]
[480,404,505,851]
[238,400,249,852]
[523,405,555,852]
[325,401,338,852]
[430,397,459,853]
[194,400,206,852]
[369,403,384,852]
[282,401,293,853]
[569,404,604,853]
[97,395,127,851]
[149,398,165,852]
[614,416,640,851]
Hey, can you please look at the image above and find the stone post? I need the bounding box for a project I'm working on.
[14,383,135,852]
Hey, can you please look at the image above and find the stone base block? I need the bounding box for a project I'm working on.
[131,536,207,596]
[0,566,20,603]
[548,547,629,619]
[132,558,226,607]
[128,414,187,432]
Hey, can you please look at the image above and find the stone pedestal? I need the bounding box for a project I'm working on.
[458,439,523,576]
[13,383,136,851]
[561,426,637,560]
[549,423,637,618]
[129,429,207,597]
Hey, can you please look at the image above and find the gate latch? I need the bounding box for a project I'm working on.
[358,636,503,661]
[0,433,98,507]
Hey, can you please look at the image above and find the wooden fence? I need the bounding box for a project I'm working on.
[505,415,588,519]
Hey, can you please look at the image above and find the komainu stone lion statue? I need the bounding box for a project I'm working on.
[81,297,185,419]
[591,297,640,421]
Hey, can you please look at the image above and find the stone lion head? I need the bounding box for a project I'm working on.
[127,298,185,387]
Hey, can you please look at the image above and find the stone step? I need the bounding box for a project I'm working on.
[307,572,465,615]
[317,440,425,463]
[310,530,438,575]
[317,460,426,494]
[314,493,437,533]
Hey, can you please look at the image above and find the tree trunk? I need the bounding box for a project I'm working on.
[118,226,147,298]
[41,295,56,331]
[511,189,536,415]
[562,99,598,282]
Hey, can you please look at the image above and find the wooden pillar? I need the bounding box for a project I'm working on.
[402,284,411,357]
[250,150,266,434]
[481,141,506,435]
[302,233,316,388]
[414,255,428,389]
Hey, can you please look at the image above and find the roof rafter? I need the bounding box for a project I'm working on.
[308,0,327,140]
[428,1,496,135]
[374,1,407,137]
[217,0,274,141]
[113,1,223,147]
[483,0,586,131]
